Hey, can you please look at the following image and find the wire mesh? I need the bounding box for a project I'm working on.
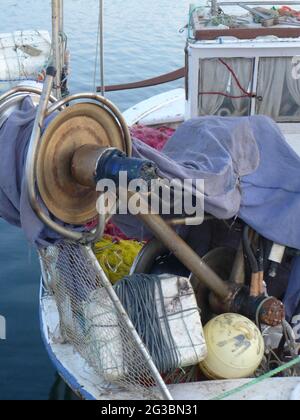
[39,241,165,400]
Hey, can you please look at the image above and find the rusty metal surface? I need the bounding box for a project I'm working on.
[259,297,285,327]
[36,103,127,225]
[129,190,231,301]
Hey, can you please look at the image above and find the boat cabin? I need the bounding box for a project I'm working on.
[186,2,300,123]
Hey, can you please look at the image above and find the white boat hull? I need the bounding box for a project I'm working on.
[40,288,300,401]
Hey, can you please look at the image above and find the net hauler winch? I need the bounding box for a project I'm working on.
[29,67,285,328]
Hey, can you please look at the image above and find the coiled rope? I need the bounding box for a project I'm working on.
[114,274,180,374]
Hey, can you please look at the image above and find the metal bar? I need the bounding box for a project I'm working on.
[85,246,173,401]
[52,0,63,98]
[46,92,132,156]
[137,212,230,300]
[211,0,219,15]
[24,68,84,242]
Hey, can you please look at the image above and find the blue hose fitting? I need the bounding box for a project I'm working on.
[95,149,158,186]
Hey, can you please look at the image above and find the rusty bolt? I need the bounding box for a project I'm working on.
[259,297,285,327]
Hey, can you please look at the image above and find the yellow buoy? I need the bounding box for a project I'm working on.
[200,314,265,380]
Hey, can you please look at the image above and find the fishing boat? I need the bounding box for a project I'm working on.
[1,0,300,401]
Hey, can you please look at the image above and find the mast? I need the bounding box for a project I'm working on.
[52,0,64,98]
[99,0,105,96]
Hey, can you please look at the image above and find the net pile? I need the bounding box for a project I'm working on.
[93,237,143,285]
[39,241,165,400]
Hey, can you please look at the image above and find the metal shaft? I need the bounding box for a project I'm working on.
[52,0,63,99]
[211,0,219,15]
[85,247,173,401]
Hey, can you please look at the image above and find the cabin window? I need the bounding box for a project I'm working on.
[198,57,254,117]
[256,57,300,122]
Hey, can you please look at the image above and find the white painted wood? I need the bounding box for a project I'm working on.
[169,377,300,401]
[0,31,51,84]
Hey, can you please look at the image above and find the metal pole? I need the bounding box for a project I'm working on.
[59,0,64,32]
[100,0,105,96]
[52,0,63,98]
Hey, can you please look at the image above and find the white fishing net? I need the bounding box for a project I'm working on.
[38,240,207,400]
